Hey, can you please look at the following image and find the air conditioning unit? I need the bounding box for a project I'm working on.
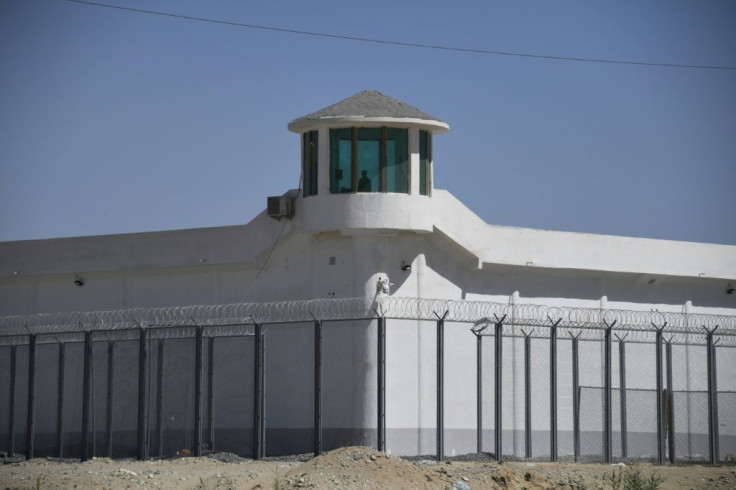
[267,195,293,220]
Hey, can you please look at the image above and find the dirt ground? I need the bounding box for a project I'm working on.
[2,446,735,489]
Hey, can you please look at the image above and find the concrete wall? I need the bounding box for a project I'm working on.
[1,187,735,459]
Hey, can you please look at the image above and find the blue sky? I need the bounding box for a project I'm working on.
[1,0,735,244]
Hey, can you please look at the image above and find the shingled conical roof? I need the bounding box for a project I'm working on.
[288,90,449,133]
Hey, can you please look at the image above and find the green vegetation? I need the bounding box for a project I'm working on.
[602,464,664,490]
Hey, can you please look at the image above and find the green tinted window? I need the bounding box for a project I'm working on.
[302,131,318,197]
[386,128,408,193]
[357,128,381,192]
[329,126,411,194]
[419,130,430,196]
[330,128,352,194]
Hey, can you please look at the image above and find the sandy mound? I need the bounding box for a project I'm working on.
[277,446,556,489]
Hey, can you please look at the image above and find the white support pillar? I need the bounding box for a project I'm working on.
[409,128,420,196]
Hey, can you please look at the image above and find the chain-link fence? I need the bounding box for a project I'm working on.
[0,296,734,463]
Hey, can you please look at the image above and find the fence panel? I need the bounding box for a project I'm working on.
[60,342,83,458]
[480,335,495,455]
[671,344,709,461]
[322,319,377,452]
[264,322,314,456]
[13,345,30,457]
[209,335,254,457]
[717,345,736,461]
[386,319,435,456]
[625,388,657,460]
[673,391,709,461]
[530,336,550,459]
[159,333,196,457]
[557,338,574,459]
[624,342,657,460]
[610,339,621,460]
[0,346,10,454]
[502,336,520,458]
[31,343,56,457]
[443,322,476,457]
[578,339,604,461]
[108,339,139,458]
[89,340,110,458]
[717,392,736,462]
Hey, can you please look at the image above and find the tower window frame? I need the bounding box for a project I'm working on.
[329,127,409,194]
[419,130,432,196]
[302,130,318,197]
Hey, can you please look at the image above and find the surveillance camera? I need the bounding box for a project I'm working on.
[74,276,84,287]
[727,287,736,295]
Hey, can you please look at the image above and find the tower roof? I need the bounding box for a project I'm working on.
[288,90,449,133]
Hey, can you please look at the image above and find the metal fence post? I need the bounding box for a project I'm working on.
[550,319,561,462]
[253,323,265,460]
[615,334,628,459]
[207,336,215,452]
[436,311,448,461]
[712,338,719,464]
[705,326,720,465]
[8,345,17,457]
[654,322,666,465]
[194,326,204,457]
[57,343,66,458]
[26,334,37,461]
[712,339,719,464]
[494,315,505,462]
[137,327,149,461]
[603,321,615,463]
[314,320,323,456]
[81,331,92,462]
[156,339,165,457]
[377,317,386,453]
[91,339,96,459]
[106,341,114,458]
[523,330,532,459]
[665,338,675,463]
[570,332,580,462]
[476,332,482,454]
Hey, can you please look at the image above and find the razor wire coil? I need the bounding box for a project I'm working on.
[0,296,734,346]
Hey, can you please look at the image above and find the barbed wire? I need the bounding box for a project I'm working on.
[0,297,375,337]
[0,296,734,345]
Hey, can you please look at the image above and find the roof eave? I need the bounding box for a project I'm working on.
[287,116,450,134]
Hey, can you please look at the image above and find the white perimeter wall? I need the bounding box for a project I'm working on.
[1,190,735,456]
